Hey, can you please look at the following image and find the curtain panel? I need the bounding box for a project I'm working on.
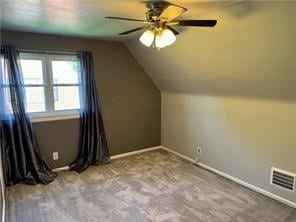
[0,45,56,185]
[71,52,110,173]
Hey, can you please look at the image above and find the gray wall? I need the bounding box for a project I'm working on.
[127,1,296,203]
[1,30,161,168]
[161,93,295,203]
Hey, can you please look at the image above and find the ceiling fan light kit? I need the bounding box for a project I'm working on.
[105,1,217,50]
[139,29,154,47]
[155,29,176,48]
[140,28,176,49]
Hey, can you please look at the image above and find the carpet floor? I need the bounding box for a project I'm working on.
[6,149,296,222]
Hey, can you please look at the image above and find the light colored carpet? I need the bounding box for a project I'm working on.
[6,149,296,222]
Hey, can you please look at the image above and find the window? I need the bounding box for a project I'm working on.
[20,53,81,119]
[1,56,13,114]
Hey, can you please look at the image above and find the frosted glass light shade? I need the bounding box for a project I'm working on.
[155,29,176,48]
[139,30,154,47]
[155,33,167,48]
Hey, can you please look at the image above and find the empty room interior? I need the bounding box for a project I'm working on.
[0,0,295,221]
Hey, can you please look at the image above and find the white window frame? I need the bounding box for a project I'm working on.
[20,52,81,121]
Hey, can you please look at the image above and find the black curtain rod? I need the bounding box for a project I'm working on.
[19,48,79,55]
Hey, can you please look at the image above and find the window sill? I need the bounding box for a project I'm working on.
[31,114,80,123]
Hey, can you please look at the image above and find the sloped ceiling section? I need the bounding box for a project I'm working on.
[126,1,296,101]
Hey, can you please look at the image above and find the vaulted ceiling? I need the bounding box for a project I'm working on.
[1,0,295,101]
[126,1,296,101]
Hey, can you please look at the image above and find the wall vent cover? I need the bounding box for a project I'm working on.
[271,167,295,191]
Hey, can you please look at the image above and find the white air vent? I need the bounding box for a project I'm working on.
[271,167,295,191]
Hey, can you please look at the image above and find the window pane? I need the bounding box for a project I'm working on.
[52,60,79,84]
[1,58,9,85]
[24,87,45,112]
[20,60,44,84]
[54,86,80,110]
[1,58,13,114]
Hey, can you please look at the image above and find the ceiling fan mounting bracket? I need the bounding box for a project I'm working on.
[145,0,171,21]
[145,0,170,10]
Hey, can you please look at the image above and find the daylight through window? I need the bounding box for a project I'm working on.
[20,53,81,118]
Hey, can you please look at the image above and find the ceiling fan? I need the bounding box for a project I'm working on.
[105,1,217,49]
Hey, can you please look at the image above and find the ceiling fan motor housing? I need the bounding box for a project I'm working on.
[105,0,217,37]
[145,1,171,21]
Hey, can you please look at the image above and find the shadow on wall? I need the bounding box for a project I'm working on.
[171,1,262,34]
[224,1,259,18]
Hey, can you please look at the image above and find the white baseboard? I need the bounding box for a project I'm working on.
[52,146,162,172]
[197,162,296,209]
[161,146,196,164]
[51,145,295,208]
[110,146,162,160]
[161,146,296,209]
[52,166,70,172]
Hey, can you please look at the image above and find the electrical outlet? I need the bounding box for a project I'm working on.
[195,146,202,164]
[52,152,59,160]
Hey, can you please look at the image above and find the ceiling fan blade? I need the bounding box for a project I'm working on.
[118,27,147,35]
[105,16,146,22]
[167,26,180,35]
[170,20,217,27]
[159,5,187,21]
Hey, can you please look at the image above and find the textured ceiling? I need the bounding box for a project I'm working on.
[0,0,239,40]
[1,1,295,101]
[127,1,296,100]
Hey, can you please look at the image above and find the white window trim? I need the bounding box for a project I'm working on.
[31,114,80,123]
[20,52,82,120]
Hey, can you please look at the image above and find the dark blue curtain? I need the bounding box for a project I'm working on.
[0,45,56,185]
[70,52,110,173]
